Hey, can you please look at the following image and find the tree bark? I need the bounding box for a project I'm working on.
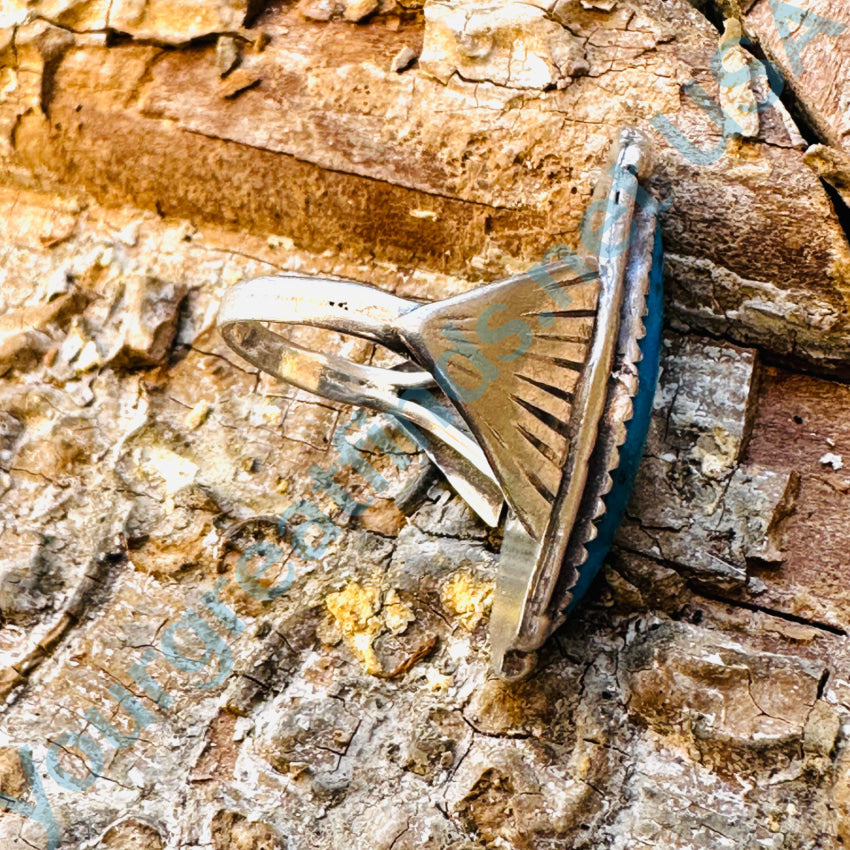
[1,0,850,848]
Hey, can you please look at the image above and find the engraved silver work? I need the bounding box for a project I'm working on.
[217,128,663,678]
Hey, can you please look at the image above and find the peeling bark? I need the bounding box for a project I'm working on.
[0,1,850,848]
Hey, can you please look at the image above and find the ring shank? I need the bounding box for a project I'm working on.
[218,275,420,351]
[217,274,436,406]
[215,273,506,527]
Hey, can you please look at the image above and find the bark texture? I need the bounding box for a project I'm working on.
[0,0,850,848]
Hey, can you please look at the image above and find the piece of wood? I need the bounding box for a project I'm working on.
[0,1,850,848]
[743,0,850,153]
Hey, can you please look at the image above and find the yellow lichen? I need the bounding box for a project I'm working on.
[325,582,384,674]
[383,588,415,634]
[325,583,417,674]
[440,571,493,631]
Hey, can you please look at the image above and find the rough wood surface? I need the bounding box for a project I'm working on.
[0,1,849,848]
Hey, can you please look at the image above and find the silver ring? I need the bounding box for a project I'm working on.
[217,128,663,679]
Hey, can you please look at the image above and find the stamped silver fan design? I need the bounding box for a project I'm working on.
[396,265,600,541]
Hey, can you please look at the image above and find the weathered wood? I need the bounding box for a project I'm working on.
[743,0,850,153]
[0,1,849,848]
[2,0,850,368]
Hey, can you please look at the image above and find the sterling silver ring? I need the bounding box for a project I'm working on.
[217,128,664,679]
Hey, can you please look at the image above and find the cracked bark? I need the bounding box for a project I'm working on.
[0,0,850,848]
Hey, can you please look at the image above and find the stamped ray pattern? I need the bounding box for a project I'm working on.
[398,266,600,541]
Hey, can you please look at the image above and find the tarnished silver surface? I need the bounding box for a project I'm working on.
[554,202,659,619]
[217,129,660,678]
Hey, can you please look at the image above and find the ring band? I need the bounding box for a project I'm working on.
[218,275,506,526]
